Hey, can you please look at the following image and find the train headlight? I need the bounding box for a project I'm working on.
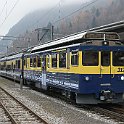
[104,42,107,45]
[85,76,89,81]
[121,76,124,81]
[102,41,109,46]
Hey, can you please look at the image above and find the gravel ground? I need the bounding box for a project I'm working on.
[0,77,119,124]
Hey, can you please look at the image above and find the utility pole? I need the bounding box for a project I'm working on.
[20,53,24,90]
[51,25,54,40]
[35,28,42,43]
[35,24,54,43]
[27,38,30,48]
[6,46,8,56]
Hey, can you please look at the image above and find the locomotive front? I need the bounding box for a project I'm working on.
[76,32,124,104]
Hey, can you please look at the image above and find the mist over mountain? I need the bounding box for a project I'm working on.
[0,0,124,54]
[7,0,110,37]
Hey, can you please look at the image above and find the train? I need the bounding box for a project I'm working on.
[0,31,124,104]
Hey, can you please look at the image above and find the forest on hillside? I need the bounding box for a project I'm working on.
[1,0,124,54]
[57,0,124,35]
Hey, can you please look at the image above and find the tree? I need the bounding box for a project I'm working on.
[96,9,100,17]
[92,16,96,28]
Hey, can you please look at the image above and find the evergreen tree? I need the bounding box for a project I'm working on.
[92,16,96,28]
[96,9,100,17]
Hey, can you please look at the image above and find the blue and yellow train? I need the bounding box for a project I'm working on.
[0,31,124,104]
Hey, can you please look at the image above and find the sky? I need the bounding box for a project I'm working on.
[0,0,90,36]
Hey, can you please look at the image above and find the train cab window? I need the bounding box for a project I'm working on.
[37,56,41,67]
[82,51,98,66]
[52,53,57,68]
[113,51,124,66]
[59,51,66,68]
[101,51,110,66]
[71,51,78,65]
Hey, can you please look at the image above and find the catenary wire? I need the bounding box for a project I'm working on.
[53,0,99,24]
[30,0,61,30]
[0,1,7,18]
[0,0,20,29]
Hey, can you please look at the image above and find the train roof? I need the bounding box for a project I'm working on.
[31,31,119,52]
[0,53,22,61]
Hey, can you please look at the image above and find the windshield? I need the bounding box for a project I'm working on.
[113,51,124,66]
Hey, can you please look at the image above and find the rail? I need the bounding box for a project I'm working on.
[0,86,49,124]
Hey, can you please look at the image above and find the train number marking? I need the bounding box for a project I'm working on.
[117,68,124,72]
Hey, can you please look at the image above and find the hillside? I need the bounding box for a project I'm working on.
[0,0,124,53]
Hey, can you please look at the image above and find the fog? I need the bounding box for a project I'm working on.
[0,0,90,35]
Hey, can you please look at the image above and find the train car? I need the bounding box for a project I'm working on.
[0,53,23,81]
[0,31,124,104]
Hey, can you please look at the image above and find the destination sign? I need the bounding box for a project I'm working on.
[84,32,119,40]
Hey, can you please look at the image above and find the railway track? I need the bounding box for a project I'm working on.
[32,86,124,123]
[100,104,124,114]
[80,105,124,123]
[0,102,13,124]
[0,86,48,124]
[96,104,124,122]
[1,78,124,123]
[46,89,124,123]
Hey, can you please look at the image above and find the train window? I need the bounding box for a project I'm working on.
[113,51,124,66]
[24,58,27,68]
[18,60,20,69]
[101,51,110,66]
[4,62,6,67]
[13,65,15,70]
[16,60,18,68]
[47,55,50,68]
[59,51,66,68]
[15,60,19,69]
[7,65,11,70]
[30,58,33,67]
[30,57,37,67]
[33,57,36,67]
[24,59,25,66]
[52,53,57,68]
[37,56,41,67]
[82,51,98,66]
[71,51,78,65]
[42,56,46,70]
[11,63,13,70]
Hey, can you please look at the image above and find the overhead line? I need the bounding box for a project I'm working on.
[0,38,14,41]
[0,35,29,40]
[0,1,7,18]
[0,0,20,29]
[1,0,99,42]
[33,0,99,42]
[53,0,99,24]
[30,0,61,30]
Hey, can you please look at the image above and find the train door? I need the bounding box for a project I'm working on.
[112,51,124,75]
[100,51,111,87]
[42,55,47,90]
[111,51,124,91]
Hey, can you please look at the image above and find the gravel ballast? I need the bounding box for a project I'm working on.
[0,77,119,124]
